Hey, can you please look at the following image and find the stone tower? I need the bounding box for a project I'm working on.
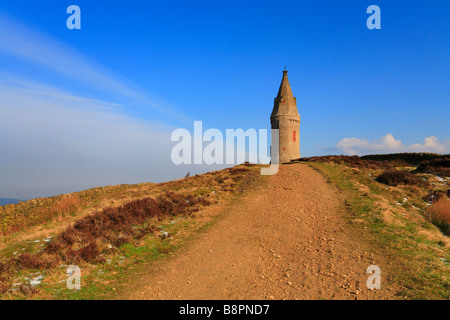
[271,69,301,163]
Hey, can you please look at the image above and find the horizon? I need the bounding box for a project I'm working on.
[0,0,449,200]
[1,151,449,202]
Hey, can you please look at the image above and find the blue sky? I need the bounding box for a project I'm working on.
[0,1,449,199]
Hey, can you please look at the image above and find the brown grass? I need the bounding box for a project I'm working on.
[414,158,450,177]
[426,198,450,235]
[0,261,12,295]
[0,164,258,296]
[0,184,148,236]
[66,242,102,263]
[15,252,59,269]
[41,191,211,264]
[361,152,447,165]
[375,170,425,187]
[295,155,394,170]
[0,190,213,295]
[422,190,448,204]
[0,165,256,238]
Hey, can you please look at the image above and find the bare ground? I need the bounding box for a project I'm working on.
[120,163,398,300]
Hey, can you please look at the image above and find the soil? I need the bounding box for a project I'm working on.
[120,163,398,300]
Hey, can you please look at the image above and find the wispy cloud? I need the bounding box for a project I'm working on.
[0,14,204,199]
[332,133,450,155]
[0,79,220,200]
[0,14,188,123]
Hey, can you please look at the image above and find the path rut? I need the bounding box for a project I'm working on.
[122,164,395,300]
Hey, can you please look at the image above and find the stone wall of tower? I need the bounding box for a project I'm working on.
[271,116,301,163]
[270,70,301,163]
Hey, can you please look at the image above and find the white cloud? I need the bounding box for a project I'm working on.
[409,137,448,154]
[334,134,450,155]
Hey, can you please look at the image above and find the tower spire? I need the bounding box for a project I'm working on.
[276,68,295,104]
[270,69,301,163]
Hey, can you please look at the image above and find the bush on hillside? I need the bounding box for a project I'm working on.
[375,170,425,187]
[426,198,450,235]
[361,153,447,165]
[414,158,450,177]
[43,191,211,263]
[422,190,448,204]
[297,155,393,170]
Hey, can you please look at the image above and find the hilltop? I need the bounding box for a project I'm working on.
[0,165,260,297]
[0,153,449,300]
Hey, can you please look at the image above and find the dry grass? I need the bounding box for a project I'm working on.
[422,190,448,204]
[0,164,258,297]
[43,191,211,264]
[309,160,450,299]
[0,191,213,294]
[296,155,394,170]
[375,169,425,187]
[0,261,12,294]
[0,184,150,236]
[426,198,450,235]
[361,152,447,165]
[414,158,450,177]
[15,252,59,269]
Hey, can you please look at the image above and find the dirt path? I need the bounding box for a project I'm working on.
[122,163,396,300]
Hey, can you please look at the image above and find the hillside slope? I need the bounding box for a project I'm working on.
[121,163,398,300]
[1,156,448,300]
[119,159,449,300]
[0,165,259,298]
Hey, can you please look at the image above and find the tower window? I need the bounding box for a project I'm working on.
[293,131,296,142]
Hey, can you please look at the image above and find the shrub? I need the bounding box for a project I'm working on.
[0,184,141,236]
[113,235,132,248]
[15,253,58,269]
[44,240,63,254]
[0,283,8,295]
[361,153,447,165]
[60,226,77,245]
[422,190,447,204]
[0,261,9,273]
[414,158,450,176]
[228,167,251,174]
[0,260,13,294]
[426,198,450,235]
[79,242,101,262]
[376,170,424,187]
[298,155,392,170]
[44,192,211,264]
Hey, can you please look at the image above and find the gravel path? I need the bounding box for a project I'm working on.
[122,164,395,300]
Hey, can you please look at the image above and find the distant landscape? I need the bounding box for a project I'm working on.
[0,199,22,206]
[0,153,448,300]
[0,1,448,305]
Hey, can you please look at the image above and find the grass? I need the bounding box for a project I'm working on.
[0,191,214,296]
[47,218,192,300]
[0,184,156,236]
[2,155,448,300]
[308,161,449,300]
[414,158,450,177]
[426,198,450,236]
[375,169,425,187]
[42,167,261,300]
[361,152,449,165]
[0,164,261,300]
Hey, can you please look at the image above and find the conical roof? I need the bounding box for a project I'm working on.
[276,70,295,100]
[271,70,300,119]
